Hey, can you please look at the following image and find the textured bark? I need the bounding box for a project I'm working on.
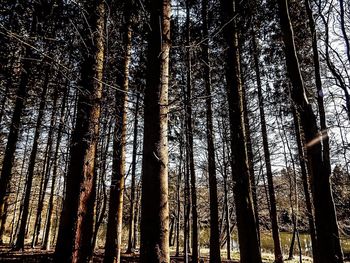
[219,0,262,262]
[54,1,105,262]
[103,5,132,263]
[278,1,343,262]
[140,0,171,262]
[201,0,221,261]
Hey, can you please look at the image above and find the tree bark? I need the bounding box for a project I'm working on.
[54,0,106,262]
[140,0,171,262]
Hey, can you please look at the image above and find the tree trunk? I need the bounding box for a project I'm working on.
[42,86,68,250]
[54,1,106,262]
[277,1,343,262]
[92,120,111,251]
[291,105,318,262]
[103,5,132,263]
[201,0,221,261]
[175,136,183,257]
[252,28,283,263]
[184,3,199,262]
[140,0,171,262]
[32,86,59,247]
[219,0,262,262]
[304,0,330,176]
[127,92,140,253]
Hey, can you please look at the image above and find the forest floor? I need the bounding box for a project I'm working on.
[0,246,328,263]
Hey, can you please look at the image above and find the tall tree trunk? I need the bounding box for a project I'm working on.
[140,0,171,262]
[184,123,191,263]
[14,67,49,250]
[277,1,343,262]
[219,116,232,260]
[184,3,199,262]
[219,0,262,262]
[291,104,318,262]
[175,135,183,257]
[127,92,140,253]
[32,86,59,247]
[92,119,111,251]
[42,86,68,250]
[304,0,330,175]
[54,1,106,262]
[252,28,283,263]
[201,0,221,261]
[223,172,231,260]
[103,4,132,263]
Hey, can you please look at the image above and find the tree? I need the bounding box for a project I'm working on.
[54,0,106,261]
[201,0,221,262]
[127,91,141,253]
[103,1,132,262]
[139,0,171,262]
[277,0,344,262]
[219,0,262,262]
[184,2,199,262]
[251,17,283,263]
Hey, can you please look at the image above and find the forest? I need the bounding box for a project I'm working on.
[0,0,349,262]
